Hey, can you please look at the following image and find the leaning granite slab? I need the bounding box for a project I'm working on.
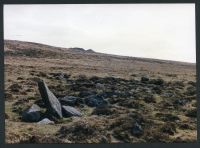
[22,104,41,122]
[62,105,82,117]
[37,118,55,124]
[38,80,63,119]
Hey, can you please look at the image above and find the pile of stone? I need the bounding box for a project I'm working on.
[21,80,82,124]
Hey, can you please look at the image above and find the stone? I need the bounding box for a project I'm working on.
[62,105,82,117]
[38,80,63,119]
[50,72,70,80]
[132,122,143,137]
[185,86,196,96]
[149,78,164,85]
[162,92,174,98]
[186,109,197,118]
[144,95,156,103]
[92,106,113,115]
[174,99,188,105]
[96,83,105,90]
[37,118,54,124]
[56,73,65,80]
[22,104,41,122]
[173,81,185,87]
[141,76,149,83]
[100,136,109,143]
[152,86,162,94]
[9,83,22,92]
[188,81,196,86]
[84,95,108,107]
[179,124,191,130]
[79,90,96,97]
[161,123,176,135]
[34,99,46,108]
[97,91,115,98]
[59,96,80,106]
[156,113,180,122]
[5,92,13,100]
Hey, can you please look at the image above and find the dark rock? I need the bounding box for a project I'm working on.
[55,73,64,80]
[188,81,196,87]
[89,76,101,82]
[141,76,149,83]
[62,105,82,117]
[84,95,108,107]
[5,92,13,100]
[156,113,180,122]
[186,109,197,118]
[144,95,156,103]
[17,77,24,80]
[149,78,164,85]
[96,83,105,90]
[38,80,63,119]
[185,86,196,96]
[34,99,46,108]
[115,91,132,98]
[9,83,22,92]
[174,98,188,106]
[76,74,88,82]
[132,122,143,137]
[173,81,185,87]
[38,72,47,77]
[50,72,70,80]
[92,106,113,115]
[128,112,145,123]
[70,83,95,91]
[22,104,41,122]
[161,123,176,135]
[37,118,54,124]
[100,136,109,143]
[162,92,174,98]
[98,77,119,85]
[79,90,96,97]
[179,124,191,130]
[59,96,80,106]
[97,91,115,98]
[152,86,162,94]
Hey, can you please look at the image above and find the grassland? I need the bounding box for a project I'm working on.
[4,40,197,143]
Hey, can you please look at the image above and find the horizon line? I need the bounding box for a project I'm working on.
[4,39,196,64]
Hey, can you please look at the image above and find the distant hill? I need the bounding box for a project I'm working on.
[4,39,195,67]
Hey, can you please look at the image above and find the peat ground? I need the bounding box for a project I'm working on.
[4,40,197,143]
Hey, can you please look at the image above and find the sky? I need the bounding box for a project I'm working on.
[4,4,196,63]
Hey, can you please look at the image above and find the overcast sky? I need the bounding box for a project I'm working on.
[4,4,196,63]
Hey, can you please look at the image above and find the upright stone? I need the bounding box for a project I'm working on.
[38,80,63,118]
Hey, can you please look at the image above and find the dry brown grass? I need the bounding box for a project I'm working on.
[4,40,197,143]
